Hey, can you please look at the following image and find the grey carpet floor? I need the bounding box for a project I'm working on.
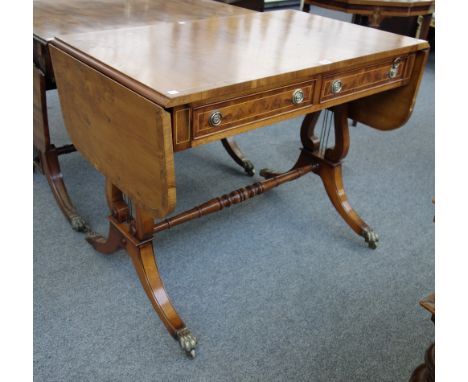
[34,34,434,382]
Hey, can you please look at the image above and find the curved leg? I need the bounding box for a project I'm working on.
[259,151,312,179]
[39,148,89,232]
[90,182,198,357]
[86,222,124,254]
[130,205,197,357]
[317,105,379,249]
[260,105,378,248]
[86,221,197,355]
[127,240,197,357]
[221,137,255,176]
[34,64,88,232]
[259,168,283,179]
[318,105,378,248]
[317,163,379,249]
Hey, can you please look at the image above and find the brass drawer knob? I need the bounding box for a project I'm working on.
[292,89,305,105]
[209,111,223,127]
[331,80,342,94]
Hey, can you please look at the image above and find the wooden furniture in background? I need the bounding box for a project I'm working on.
[410,199,434,381]
[47,9,429,357]
[215,0,265,11]
[33,0,257,232]
[302,0,435,40]
[410,293,435,381]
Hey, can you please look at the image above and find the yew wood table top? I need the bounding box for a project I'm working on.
[33,0,253,80]
[33,0,252,42]
[52,10,428,108]
[50,9,429,213]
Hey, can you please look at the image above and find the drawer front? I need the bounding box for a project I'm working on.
[193,81,315,138]
[320,55,411,102]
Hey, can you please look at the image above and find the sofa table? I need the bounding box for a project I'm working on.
[46,9,429,357]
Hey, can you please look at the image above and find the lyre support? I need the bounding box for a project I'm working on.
[308,104,379,248]
[261,104,379,248]
[259,110,322,179]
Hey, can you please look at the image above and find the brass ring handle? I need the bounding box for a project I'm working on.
[388,67,398,79]
[209,111,223,127]
[388,57,401,79]
[292,89,305,105]
[331,80,342,94]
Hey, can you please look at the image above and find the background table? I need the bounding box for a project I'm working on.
[215,0,265,11]
[302,0,435,40]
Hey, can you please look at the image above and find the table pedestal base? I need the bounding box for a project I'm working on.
[86,104,380,357]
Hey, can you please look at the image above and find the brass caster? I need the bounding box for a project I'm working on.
[70,214,90,232]
[243,160,255,177]
[177,328,197,359]
[362,227,379,249]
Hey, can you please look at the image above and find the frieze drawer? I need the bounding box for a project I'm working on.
[192,81,315,138]
[320,55,413,102]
